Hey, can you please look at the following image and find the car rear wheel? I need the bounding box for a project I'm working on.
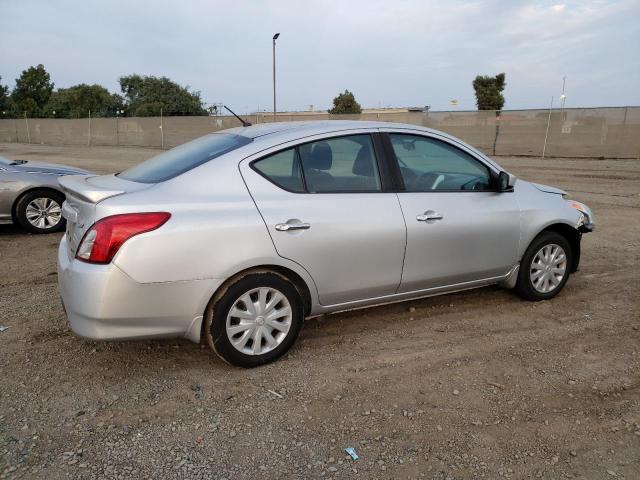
[15,189,65,234]
[205,272,304,368]
[515,231,572,301]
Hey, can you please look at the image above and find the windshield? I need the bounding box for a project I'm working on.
[118,133,252,183]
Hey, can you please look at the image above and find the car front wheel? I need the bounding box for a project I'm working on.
[205,272,304,368]
[15,189,65,234]
[515,231,572,301]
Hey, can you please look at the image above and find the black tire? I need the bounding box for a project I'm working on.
[15,189,66,234]
[205,272,304,368]
[515,231,572,301]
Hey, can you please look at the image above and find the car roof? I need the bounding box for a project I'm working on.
[223,120,431,139]
[216,120,503,173]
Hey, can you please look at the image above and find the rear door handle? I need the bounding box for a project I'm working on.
[275,222,311,231]
[416,211,444,222]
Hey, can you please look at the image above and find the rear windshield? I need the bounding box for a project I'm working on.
[118,133,252,183]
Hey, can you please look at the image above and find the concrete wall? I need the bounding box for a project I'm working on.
[1,107,638,158]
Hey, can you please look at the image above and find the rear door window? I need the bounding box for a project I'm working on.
[297,135,381,193]
[252,148,305,192]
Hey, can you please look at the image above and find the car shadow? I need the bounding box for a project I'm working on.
[0,224,65,239]
[71,336,232,368]
[65,284,518,374]
[302,284,512,331]
[0,224,25,236]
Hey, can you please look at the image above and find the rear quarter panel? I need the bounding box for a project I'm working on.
[100,157,319,307]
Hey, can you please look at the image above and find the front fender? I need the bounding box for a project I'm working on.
[515,181,585,260]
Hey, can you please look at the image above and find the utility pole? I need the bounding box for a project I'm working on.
[272,33,280,121]
[542,96,554,160]
[560,76,567,112]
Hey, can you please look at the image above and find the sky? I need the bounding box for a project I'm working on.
[1,0,639,113]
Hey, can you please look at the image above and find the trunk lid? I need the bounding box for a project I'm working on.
[10,160,92,175]
[58,174,153,259]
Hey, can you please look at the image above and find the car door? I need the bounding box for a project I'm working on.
[240,132,406,306]
[381,130,521,293]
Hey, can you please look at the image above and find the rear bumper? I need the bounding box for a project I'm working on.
[57,237,221,343]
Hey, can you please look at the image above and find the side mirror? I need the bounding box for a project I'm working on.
[497,171,515,192]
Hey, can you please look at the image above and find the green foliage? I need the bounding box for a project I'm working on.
[0,76,11,116]
[11,64,54,116]
[119,74,207,116]
[1,67,210,118]
[328,90,362,115]
[472,73,506,111]
[44,84,124,118]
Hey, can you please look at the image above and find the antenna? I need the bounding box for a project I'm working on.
[223,105,252,127]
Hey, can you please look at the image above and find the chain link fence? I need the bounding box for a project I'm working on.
[0,107,638,158]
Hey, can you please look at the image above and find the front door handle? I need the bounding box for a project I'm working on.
[275,222,311,231]
[416,211,444,222]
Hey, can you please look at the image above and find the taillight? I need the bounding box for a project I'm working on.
[76,212,171,264]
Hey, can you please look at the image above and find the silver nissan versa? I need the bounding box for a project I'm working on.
[57,121,594,367]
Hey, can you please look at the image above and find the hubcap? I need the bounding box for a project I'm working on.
[25,197,62,229]
[225,287,292,356]
[530,243,567,293]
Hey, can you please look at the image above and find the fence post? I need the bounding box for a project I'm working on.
[24,112,31,144]
[14,119,19,142]
[160,107,164,149]
[621,106,628,158]
[492,110,501,156]
[87,110,91,146]
[115,116,119,146]
[541,97,553,159]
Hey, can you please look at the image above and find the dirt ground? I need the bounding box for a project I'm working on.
[0,142,638,480]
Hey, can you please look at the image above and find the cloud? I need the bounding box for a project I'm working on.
[0,0,638,112]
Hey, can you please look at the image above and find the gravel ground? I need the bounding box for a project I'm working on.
[0,143,639,480]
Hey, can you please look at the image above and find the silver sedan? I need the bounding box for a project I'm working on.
[57,121,595,367]
[0,155,91,233]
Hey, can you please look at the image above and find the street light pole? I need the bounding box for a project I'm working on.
[272,32,280,121]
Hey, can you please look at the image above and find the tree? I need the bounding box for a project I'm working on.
[11,64,54,116]
[44,84,124,118]
[118,74,206,116]
[328,90,362,114]
[472,73,506,110]
[0,76,11,116]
